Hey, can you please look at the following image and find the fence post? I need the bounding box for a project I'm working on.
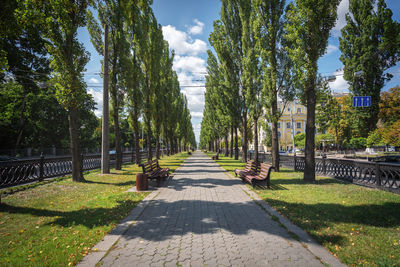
[39,152,44,181]
[375,162,381,187]
[80,153,84,175]
[322,154,327,175]
[294,154,297,171]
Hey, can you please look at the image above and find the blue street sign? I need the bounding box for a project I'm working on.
[352,96,371,107]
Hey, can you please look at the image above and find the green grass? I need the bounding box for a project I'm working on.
[211,154,400,266]
[0,152,189,266]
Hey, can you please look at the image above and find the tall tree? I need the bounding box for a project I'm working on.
[340,0,400,136]
[240,1,263,162]
[255,0,295,171]
[220,0,250,162]
[209,21,241,160]
[122,0,147,164]
[24,0,90,182]
[285,0,340,182]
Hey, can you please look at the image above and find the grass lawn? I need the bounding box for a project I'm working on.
[0,152,189,266]
[209,153,400,266]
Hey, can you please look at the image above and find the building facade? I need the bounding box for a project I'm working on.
[249,101,307,152]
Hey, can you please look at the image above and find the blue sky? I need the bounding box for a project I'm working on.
[79,0,400,143]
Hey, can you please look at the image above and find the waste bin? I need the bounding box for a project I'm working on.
[136,173,148,191]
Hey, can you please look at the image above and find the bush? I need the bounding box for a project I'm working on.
[366,129,384,147]
[349,137,367,149]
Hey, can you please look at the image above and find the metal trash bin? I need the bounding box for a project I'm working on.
[136,173,148,191]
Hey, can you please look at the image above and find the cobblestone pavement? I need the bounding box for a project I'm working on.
[99,152,327,266]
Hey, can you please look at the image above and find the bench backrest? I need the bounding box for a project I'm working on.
[258,163,273,178]
[244,160,260,172]
[140,159,160,174]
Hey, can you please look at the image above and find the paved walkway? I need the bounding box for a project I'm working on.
[97,152,340,266]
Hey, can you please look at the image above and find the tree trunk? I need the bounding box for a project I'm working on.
[242,113,248,162]
[304,80,316,182]
[69,107,84,182]
[271,99,280,171]
[155,135,160,159]
[254,117,258,162]
[114,111,122,170]
[146,119,152,161]
[101,24,110,174]
[134,123,140,165]
[271,120,280,171]
[234,126,239,160]
[166,138,170,156]
[224,134,228,156]
[15,93,27,154]
[230,125,233,158]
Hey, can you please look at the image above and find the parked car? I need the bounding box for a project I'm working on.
[279,150,288,155]
[371,156,400,164]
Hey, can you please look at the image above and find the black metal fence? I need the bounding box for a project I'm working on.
[0,151,151,189]
[249,152,400,190]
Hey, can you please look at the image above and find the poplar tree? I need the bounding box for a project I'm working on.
[254,0,295,171]
[285,0,340,182]
[209,21,241,159]
[122,0,147,164]
[340,0,400,136]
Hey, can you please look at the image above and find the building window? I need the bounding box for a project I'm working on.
[286,122,291,129]
[297,122,301,129]
[278,132,281,139]
[287,107,291,112]
[297,107,301,113]
[296,131,301,135]
[277,122,280,128]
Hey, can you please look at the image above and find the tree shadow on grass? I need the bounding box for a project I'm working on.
[83,180,136,187]
[0,199,143,229]
[270,178,346,186]
[265,198,400,230]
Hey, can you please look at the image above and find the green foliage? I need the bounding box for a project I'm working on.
[294,132,305,149]
[366,129,384,147]
[339,0,400,136]
[349,137,367,149]
[285,0,340,181]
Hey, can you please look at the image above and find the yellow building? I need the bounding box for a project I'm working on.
[249,101,307,152]
[277,101,307,151]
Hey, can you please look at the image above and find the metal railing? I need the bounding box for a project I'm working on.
[249,152,400,190]
[0,151,156,189]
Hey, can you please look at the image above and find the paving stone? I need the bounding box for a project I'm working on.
[94,152,342,267]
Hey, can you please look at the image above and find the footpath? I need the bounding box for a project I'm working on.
[79,151,344,267]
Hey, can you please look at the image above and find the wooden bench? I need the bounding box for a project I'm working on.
[235,161,273,188]
[212,151,219,160]
[139,159,170,186]
[234,160,259,177]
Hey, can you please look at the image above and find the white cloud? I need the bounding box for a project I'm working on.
[188,19,205,35]
[325,44,338,55]
[173,55,206,73]
[332,0,349,37]
[88,77,100,84]
[328,70,350,92]
[87,88,103,117]
[162,25,207,55]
